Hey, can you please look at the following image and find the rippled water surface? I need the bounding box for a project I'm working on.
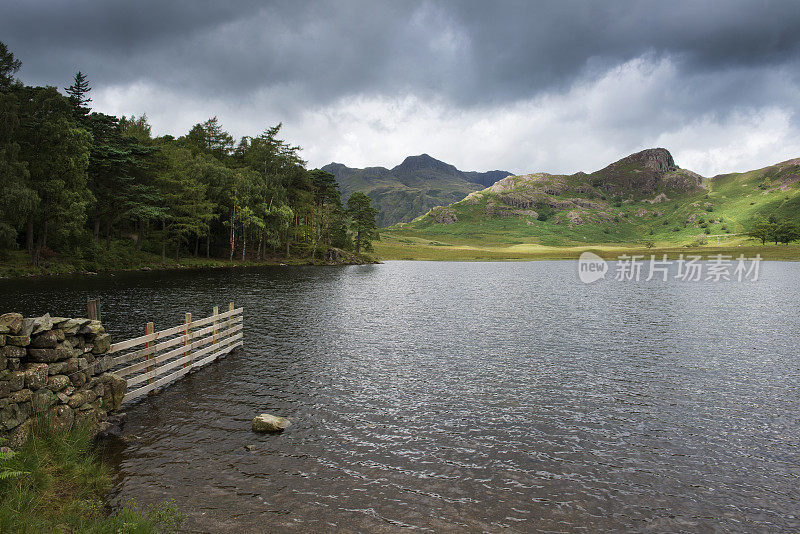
[2,261,800,532]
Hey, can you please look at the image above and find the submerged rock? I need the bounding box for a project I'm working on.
[252,413,291,433]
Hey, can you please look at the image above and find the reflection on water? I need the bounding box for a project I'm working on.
[2,261,799,532]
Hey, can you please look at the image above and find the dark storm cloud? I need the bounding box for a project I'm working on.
[448,1,800,96]
[2,0,799,109]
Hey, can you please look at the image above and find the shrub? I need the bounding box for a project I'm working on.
[689,235,708,246]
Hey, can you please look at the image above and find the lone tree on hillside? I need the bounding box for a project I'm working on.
[347,191,379,254]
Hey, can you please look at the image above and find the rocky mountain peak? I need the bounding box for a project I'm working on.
[394,154,459,174]
[619,148,677,173]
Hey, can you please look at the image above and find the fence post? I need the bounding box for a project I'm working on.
[145,322,154,385]
[225,301,234,356]
[212,305,219,359]
[87,298,101,321]
[184,312,191,368]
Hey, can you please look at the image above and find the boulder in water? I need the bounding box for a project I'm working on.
[252,413,291,433]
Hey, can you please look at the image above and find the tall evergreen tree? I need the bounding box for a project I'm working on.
[308,169,341,257]
[155,145,215,263]
[16,86,91,265]
[0,88,36,248]
[184,117,234,160]
[84,112,159,246]
[65,71,91,122]
[0,42,22,90]
[347,192,379,254]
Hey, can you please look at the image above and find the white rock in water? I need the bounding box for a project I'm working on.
[252,413,291,433]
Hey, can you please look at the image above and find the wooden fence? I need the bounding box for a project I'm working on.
[107,302,243,404]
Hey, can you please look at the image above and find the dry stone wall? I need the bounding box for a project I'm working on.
[0,312,126,448]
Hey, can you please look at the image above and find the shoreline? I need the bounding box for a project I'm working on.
[0,252,380,281]
[373,239,800,262]
[5,242,799,281]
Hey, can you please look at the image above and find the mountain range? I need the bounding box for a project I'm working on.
[396,148,800,247]
[321,154,511,226]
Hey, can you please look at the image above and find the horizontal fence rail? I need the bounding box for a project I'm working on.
[109,302,243,403]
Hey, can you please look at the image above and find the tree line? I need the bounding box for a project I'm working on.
[746,216,800,245]
[0,42,379,268]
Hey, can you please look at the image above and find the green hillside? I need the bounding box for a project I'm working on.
[322,154,511,227]
[379,148,800,255]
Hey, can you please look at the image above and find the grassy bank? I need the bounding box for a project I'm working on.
[376,231,800,261]
[0,419,184,533]
[0,240,377,279]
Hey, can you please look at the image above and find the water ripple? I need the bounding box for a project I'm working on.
[1,261,799,532]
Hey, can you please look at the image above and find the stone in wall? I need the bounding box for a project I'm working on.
[0,313,127,449]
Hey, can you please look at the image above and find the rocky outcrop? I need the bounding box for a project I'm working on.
[635,147,676,173]
[0,313,126,448]
[589,148,702,195]
[430,207,458,224]
[646,193,670,204]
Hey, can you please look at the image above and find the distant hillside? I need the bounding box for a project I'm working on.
[321,154,511,226]
[399,148,800,247]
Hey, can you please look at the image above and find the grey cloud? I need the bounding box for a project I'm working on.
[2,0,800,176]
[3,0,799,107]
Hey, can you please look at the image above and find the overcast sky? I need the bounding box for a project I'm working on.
[3,0,800,176]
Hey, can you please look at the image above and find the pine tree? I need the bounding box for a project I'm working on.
[16,86,92,265]
[0,41,22,90]
[347,192,379,254]
[65,71,91,121]
[0,89,37,248]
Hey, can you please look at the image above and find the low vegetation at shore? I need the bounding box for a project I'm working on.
[0,241,378,279]
[376,232,800,261]
[0,418,184,533]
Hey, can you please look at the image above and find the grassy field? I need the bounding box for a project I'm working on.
[0,419,184,533]
[376,230,800,261]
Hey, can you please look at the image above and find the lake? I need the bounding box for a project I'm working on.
[1,260,799,532]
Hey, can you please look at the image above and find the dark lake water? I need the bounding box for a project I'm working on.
[1,260,799,532]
